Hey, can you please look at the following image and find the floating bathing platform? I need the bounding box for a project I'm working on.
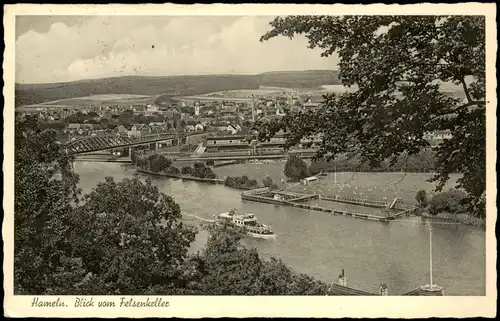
[241,188,418,223]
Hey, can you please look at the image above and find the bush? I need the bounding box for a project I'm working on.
[165,166,180,176]
[206,172,217,179]
[206,160,215,166]
[429,189,468,215]
[248,179,259,188]
[224,176,236,186]
[202,167,217,179]
[284,155,309,181]
[136,155,148,168]
[224,176,258,189]
[194,162,206,171]
[181,166,193,176]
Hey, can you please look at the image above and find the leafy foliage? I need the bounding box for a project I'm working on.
[181,166,193,176]
[70,176,197,294]
[224,176,259,189]
[147,154,172,173]
[284,155,309,181]
[428,189,468,215]
[191,162,217,179]
[164,166,181,176]
[263,175,274,187]
[188,224,330,295]
[15,115,81,294]
[258,16,486,217]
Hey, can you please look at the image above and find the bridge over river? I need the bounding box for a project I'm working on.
[65,132,206,155]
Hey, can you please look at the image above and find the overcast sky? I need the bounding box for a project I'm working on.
[16,16,339,84]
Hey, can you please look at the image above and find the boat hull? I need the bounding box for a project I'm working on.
[247,232,277,239]
[215,222,276,239]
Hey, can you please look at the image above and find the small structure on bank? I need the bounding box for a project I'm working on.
[337,269,347,287]
[379,283,389,296]
[301,176,318,185]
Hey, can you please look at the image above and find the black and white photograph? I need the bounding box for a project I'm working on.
[3,3,496,318]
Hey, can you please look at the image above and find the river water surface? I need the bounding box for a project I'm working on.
[74,161,485,296]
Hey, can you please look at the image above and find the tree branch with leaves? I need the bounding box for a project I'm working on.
[256,15,486,217]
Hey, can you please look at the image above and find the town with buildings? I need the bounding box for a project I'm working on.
[17,92,451,153]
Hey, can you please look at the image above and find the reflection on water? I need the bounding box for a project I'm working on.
[75,162,485,295]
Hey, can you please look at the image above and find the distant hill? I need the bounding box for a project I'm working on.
[257,70,341,88]
[15,70,341,107]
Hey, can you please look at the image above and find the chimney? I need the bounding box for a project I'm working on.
[337,269,347,287]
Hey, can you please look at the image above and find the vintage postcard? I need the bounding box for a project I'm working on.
[3,3,497,318]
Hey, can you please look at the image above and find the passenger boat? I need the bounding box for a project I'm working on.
[213,209,276,239]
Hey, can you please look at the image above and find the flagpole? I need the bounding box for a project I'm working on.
[335,164,337,185]
[429,225,433,289]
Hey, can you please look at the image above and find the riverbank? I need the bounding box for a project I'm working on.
[136,168,224,185]
[421,212,485,228]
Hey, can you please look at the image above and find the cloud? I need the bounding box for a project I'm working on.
[15,16,339,84]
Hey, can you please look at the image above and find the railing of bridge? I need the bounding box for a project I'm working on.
[132,132,179,142]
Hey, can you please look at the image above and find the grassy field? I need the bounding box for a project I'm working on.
[285,172,460,206]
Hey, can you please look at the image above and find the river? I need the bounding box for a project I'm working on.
[74,161,486,296]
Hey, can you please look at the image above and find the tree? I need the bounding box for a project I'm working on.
[70,176,197,294]
[119,110,135,126]
[258,16,485,218]
[148,154,172,172]
[193,162,207,177]
[135,154,148,168]
[130,149,137,164]
[263,175,274,188]
[284,155,309,181]
[200,167,216,179]
[165,166,181,176]
[14,115,81,294]
[205,172,217,179]
[247,179,259,188]
[415,190,429,208]
[189,223,330,295]
[240,175,249,185]
[181,166,193,176]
